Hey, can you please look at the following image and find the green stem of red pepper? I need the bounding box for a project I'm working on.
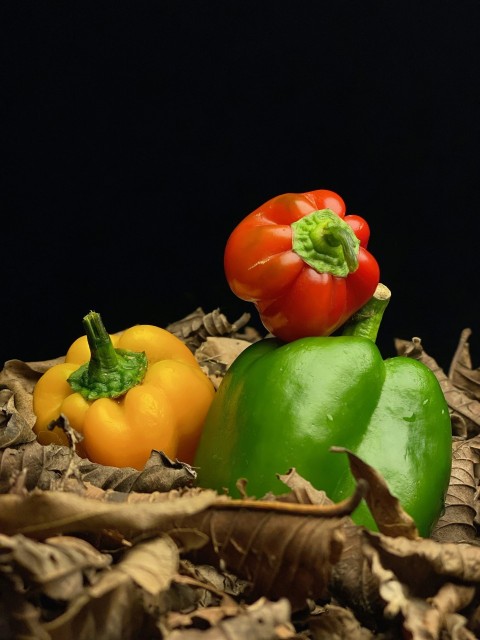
[342,283,391,343]
[291,209,360,277]
[67,311,148,400]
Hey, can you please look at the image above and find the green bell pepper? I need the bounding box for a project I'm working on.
[194,287,452,537]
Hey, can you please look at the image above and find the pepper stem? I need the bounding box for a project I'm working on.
[341,283,391,343]
[291,209,360,277]
[68,311,148,400]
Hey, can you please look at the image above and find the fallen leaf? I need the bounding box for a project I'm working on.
[277,467,334,506]
[165,597,293,640]
[166,307,258,352]
[396,336,480,436]
[431,436,480,544]
[0,533,111,601]
[448,328,480,400]
[331,447,419,539]
[42,558,151,640]
[116,534,179,596]
[364,531,480,596]
[363,538,477,639]
[0,487,218,538]
[0,386,37,448]
[0,440,197,494]
[0,357,64,430]
[195,336,253,387]
[308,603,374,639]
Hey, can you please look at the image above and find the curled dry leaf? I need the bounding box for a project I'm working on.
[431,436,480,544]
[195,336,253,388]
[0,386,37,448]
[176,480,369,611]
[116,534,180,596]
[0,440,197,494]
[38,536,179,640]
[396,336,480,436]
[277,467,335,506]
[0,482,356,612]
[178,558,250,610]
[364,531,480,598]
[0,357,64,430]
[165,597,293,640]
[308,603,374,640]
[276,467,384,621]
[328,521,384,626]
[448,328,480,401]
[363,542,445,640]
[0,533,111,600]
[429,583,477,636]
[363,537,477,640]
[166,307,259,352]
[0,487,218,539]
[331,447,419,539]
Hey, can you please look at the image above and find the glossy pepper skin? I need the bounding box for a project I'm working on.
[33,313,215,469]
[194,335,452,537]
[224,189,380,342]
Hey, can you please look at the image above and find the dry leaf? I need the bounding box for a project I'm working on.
[308,603,374,639]
[182,508,346,610]
[328,521,384,626]
[0,440,197,494]
[364,542,444,639]
[117,534,180,598]
[448,328,480,400]
[431,436,480,544]
[396,336,480,436]
[166,307,259,351]
[0,357,64,429]
[195,336,253,388]
[331,447,419,539]
[165,597,293,640]
[0,386,37,448]
[363,538,477,639]
[40,574,145,640]
[179,558,250,604]
[0,533,111,600]
[277,467,335,506]
[429,583,477,638]
[0,482,353,612]
[0,488,218,538]
[364,531,480,596]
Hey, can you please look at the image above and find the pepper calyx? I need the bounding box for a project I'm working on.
[291,209,360,277]
[68,311,148,400]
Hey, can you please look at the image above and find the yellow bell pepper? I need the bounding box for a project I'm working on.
[33,312,215,469]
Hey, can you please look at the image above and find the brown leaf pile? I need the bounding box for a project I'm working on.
[3,309,480,639]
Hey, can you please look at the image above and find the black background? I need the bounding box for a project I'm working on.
[2,1,480,371]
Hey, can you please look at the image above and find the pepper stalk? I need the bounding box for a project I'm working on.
[341,283,391,343]
[68,311,148,400]
[291,209,360,277]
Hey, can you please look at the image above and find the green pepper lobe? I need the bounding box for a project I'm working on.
[291,208,360,277]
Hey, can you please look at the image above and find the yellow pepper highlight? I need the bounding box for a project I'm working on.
[33,320,215,469]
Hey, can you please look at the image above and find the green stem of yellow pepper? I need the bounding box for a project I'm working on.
[341,283,391,342]
[67,311,148,400]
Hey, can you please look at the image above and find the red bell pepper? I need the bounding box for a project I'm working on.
[224,189,380,342]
